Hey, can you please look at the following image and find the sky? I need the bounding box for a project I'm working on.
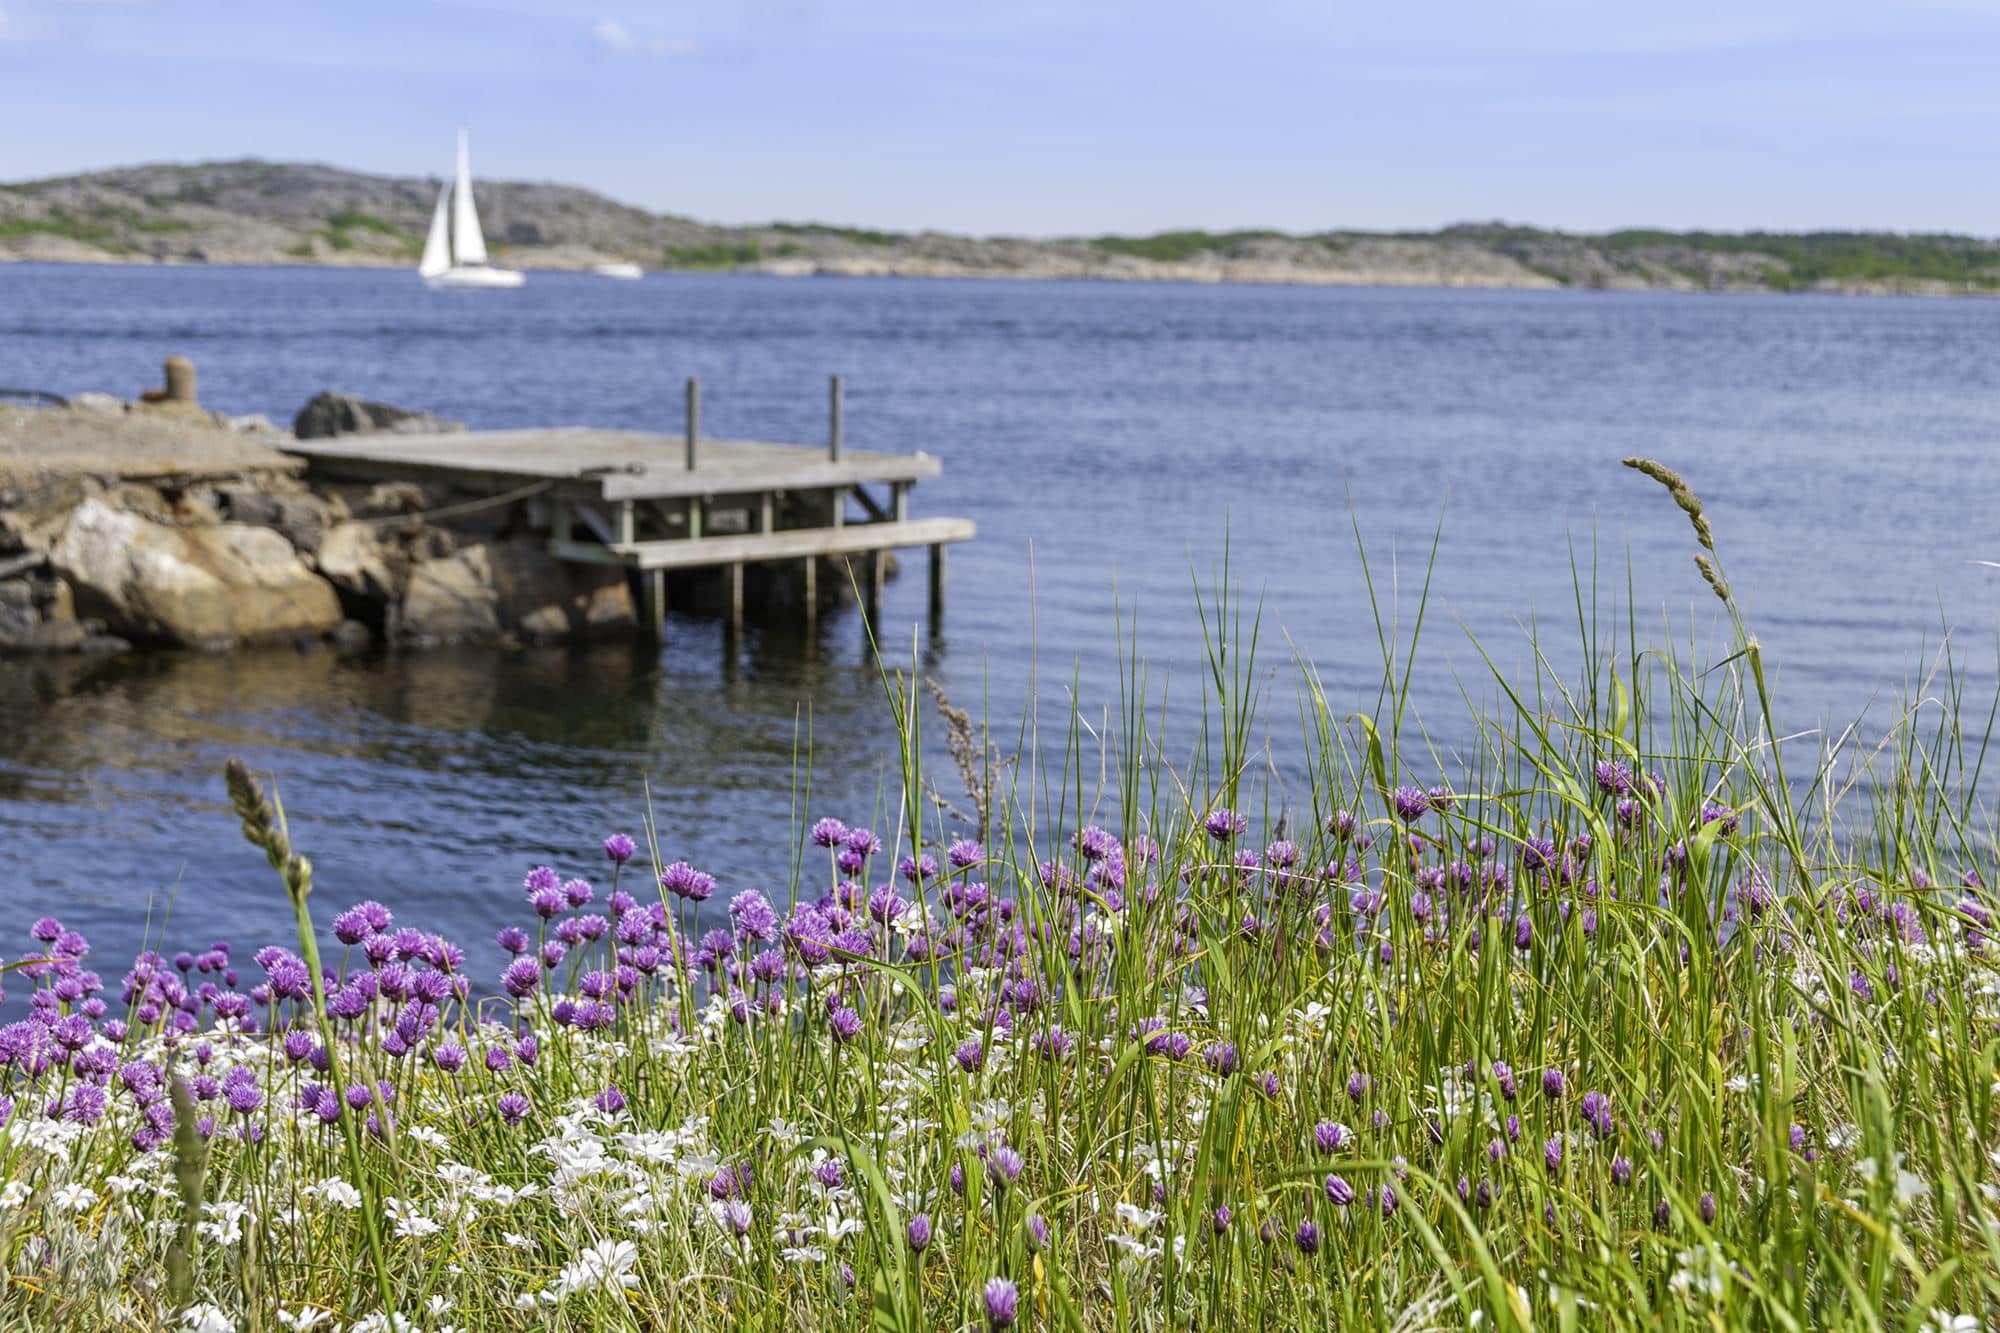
[0,0,1996,237]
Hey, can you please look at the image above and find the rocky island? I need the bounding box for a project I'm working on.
[4,160,1999,295]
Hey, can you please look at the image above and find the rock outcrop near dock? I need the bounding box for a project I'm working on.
[0,383,635,656]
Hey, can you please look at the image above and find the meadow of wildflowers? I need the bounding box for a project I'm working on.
[2,461,1997,1331]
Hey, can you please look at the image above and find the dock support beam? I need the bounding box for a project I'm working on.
[725,562,744,639]
[829,375,843,462]
[802,557,818,631]
[928,543,945,627]
[642,570,667,633]
[866,550,884,619]
[685,378,700,471]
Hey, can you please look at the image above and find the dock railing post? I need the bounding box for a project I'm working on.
[828,374,843,462]
[685,377,700,471]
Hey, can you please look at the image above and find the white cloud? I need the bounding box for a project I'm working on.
[592,15,696,58]
[591,17,634,51]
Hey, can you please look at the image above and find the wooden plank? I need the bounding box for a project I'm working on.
[549,516,975,571]
[283,428,941,501]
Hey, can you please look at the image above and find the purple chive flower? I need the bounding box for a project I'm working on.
[1203,808,1247,842]
[1580,1090,1614,1139]
[1521,837,1557,875]
[1074,826,1120,862]
[1611,1156,1634,1186]
[1024,1213,1050,1252]
[907,1213,932,1253]
[844,827,881,857]
[983,1277,1018,1330]
[1294,1220,1320,1255]
[829,1007,863,1044]
[1212,1205,1232,1234]
[1426,784,1455,812]
[434,1043,467,1074]
[1392,786,1430,823]
[1594,760,1632,797]
[947,838,984,868]
[659,861,716,902]
[603,833,637,864]
[1542,1067,1565,1100]
[1347,1071,1371,1103]
[955,1038,984,1072]
[949,1162,966,1196]
[502,958,542,998]
[1202,1041,1239,1077]
[729,891,781,943]
[1314,1120,1349,1154]
[495,926,530,954]
[810,817,848,849]
[1513,915,1533,951]
[1699,1192,1717,1224]
[1544,1136,1563,1172]
[1325,1174,1355,1206]
[1493,1061,1519,1101]
[987,1145,1024,1189]
[497,1092,530,1125]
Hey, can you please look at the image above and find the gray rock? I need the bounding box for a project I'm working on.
[68,392,126,416]
[400,546,500,643]
[50,498,343,649]
[5,620,88,655]
[397,538,634,645]
[315,522,398,601]
[0,580,38,642]
[215,486,330,553]
[293,392,464,440]
[330,619,373,654]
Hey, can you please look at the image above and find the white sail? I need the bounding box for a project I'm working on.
[450,129,489,266]
[418,184,451,278]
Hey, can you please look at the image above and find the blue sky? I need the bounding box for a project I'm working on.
[0,0,1996,236]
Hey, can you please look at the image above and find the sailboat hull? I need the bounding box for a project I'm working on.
[425,265,526,289]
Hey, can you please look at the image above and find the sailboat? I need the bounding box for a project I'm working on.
[418,131,525,289]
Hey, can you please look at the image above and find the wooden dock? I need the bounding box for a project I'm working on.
[283,378,974,633]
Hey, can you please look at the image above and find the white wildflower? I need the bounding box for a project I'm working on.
[179,1304,235,1333]
[50,1182,97,1214]
[547,1238,640,1300]
[276,1309,332,1331]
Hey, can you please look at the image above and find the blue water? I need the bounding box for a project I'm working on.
[2,263,1997,975]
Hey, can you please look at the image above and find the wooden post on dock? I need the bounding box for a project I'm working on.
[802,557,818,630]
[685,378,700,471]
[828,375,843,462]
[928,543,945,627]
[726,563,744,638]
[866,550,884,619]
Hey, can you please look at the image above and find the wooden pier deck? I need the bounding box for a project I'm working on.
[282,381,973,633]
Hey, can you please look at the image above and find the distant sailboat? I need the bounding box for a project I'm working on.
[592,261,644,280]
[418,131,525,289]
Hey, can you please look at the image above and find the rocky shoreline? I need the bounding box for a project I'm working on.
[0,375,644,658]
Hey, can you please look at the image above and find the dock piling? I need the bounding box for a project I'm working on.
[928,543,945,627]
[685,377,700,471]
[726,563,744,638]
[829,375,843,462]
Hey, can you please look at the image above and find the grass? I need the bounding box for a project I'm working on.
[1,458,1998,1330]
[661,240,764,270]
[1088,230,1290,263]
